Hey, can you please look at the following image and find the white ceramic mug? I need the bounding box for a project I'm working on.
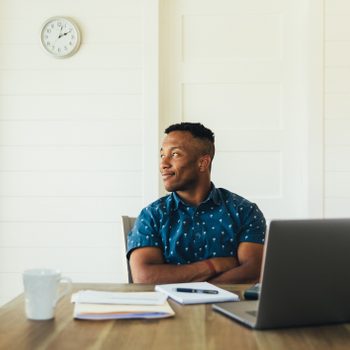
[23,268,72,320]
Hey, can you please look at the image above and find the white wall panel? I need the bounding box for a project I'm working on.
[0,44,143,70]
[325,43,350,67]
[0,0,143,17]
[325,147,350,171]
[183,83,282,129]
[182,14,282,61]
[0,274,22,302]
[326,0,350,13]
[0,17,142,44]
[0,95,142,120]
[80,17,143,44]
[215,130,284,151]
[0,0,146,305]
[325,94,350,119]
[326,120,350,146]
[160,0,321,221]
[0,70,142,95]
[325,199,350,217]
[0,247,122,274]
[325,15,350,40]
[212,151,281,198]
[0,269,126,306]
[326,68,350,92]
[0,222,121,247]
[183,62,282,83]
[326,172,350,197]
[0,120,142,146]
[0,171,141,197]
[179,0,285,15]
[0,146,142,171]
[0,197,142,222]
[325,1,350,218]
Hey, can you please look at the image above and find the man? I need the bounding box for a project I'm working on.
[127,122,266,284]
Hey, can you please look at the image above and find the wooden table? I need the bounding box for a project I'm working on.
[1,283,350,350]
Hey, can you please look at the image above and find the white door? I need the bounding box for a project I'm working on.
[159,0,323,220]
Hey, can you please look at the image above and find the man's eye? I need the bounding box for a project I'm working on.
[172,152,178,157]
[160,154,165,158]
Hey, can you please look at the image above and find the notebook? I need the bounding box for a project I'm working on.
[155,282,239,304]
[71,290,174,320]
[213,218,350,329]
[73,302,174,320]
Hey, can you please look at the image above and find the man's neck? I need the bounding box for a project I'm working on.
[175,181,212,207]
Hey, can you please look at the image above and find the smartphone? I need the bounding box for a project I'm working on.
[243,283,261,300]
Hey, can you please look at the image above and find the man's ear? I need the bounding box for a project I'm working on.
[199,155,211,171]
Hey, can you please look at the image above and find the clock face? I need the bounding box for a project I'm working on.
[40,17,81,58]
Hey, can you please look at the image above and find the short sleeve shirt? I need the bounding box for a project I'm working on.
[127,184,266,265]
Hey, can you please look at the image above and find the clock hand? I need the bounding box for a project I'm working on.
[58,24,63,37]
[52,25,63,45]
[58,29,72,39]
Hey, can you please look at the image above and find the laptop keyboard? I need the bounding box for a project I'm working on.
[246,310,258,317]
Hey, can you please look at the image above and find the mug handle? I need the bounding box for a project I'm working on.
[55,276,72,304]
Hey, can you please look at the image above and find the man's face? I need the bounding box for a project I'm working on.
[160,131,202,193]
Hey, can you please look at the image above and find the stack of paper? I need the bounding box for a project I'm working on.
[155,282,240,304]
[71,290,175,320]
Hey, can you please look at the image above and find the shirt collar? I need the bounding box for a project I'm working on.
[170,182,221,209]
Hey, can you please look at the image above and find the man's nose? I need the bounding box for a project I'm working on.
[160,156,170,169]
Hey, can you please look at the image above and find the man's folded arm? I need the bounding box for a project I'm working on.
[129,247,238,284]
[208,242,264,284]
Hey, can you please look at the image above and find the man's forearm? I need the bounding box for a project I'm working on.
[208,262,261,284]
[131,260,216,284]
[130,246,239,284]
[209,242,264,284]
[131,256,238,284]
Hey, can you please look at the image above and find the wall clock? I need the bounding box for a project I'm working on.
[40,16,81,58]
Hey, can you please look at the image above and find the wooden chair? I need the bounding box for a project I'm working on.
[121,216,136,283]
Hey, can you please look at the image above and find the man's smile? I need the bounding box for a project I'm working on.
[161,172,175,180]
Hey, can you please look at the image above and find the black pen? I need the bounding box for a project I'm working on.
[176,288,219,294]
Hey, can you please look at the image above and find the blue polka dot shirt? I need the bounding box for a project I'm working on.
[127,184,266,265]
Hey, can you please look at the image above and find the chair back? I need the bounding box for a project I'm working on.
[121,215,136,283]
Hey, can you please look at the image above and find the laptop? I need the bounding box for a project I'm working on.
[213,218,350,329]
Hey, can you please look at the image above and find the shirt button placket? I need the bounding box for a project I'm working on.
[194,210,204,255]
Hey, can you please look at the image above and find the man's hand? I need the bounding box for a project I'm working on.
[210,256,239,274]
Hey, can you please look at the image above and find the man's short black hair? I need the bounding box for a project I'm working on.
[164,122,215,143]
[164,122,215,160]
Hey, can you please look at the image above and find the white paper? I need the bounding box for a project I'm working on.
[71,290,168,305]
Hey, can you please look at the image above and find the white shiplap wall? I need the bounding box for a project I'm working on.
[0,0,146,305]
[325,0,350,217]
[1,0,350,306]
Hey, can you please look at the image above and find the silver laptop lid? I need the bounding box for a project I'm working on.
[256,218,350,329]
